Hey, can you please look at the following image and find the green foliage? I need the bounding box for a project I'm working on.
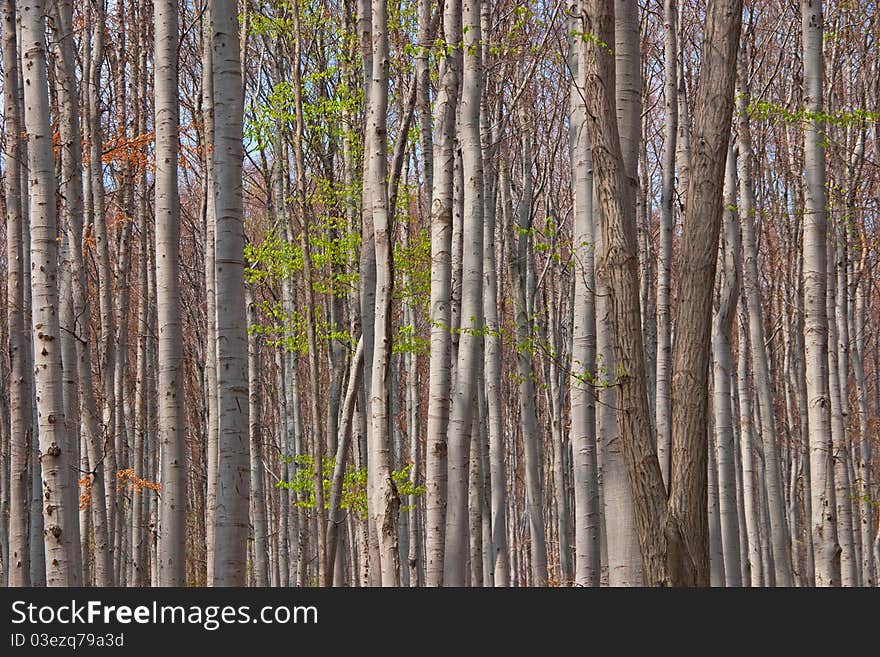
[393,227,431,308]
[743,96,880,128]
[248,301,355,353]
[393,323,429,355]
[276,456,426,519]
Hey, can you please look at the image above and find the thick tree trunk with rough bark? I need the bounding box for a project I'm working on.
[667,0,743,587]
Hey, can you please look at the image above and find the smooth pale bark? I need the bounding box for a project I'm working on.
[325,339,364,585]
[852,269,874,585]
[826,235,857,586]
[736,70,794,586]
[246,290,269,587]
[801,0,840,587]
[4,0,31,587]
[667,0,742,586]
[737,319,763,586]
[20,0,74,585]
[731,356,751,586]
[416,0,434,197]
[425,0,460,586]
[211,0,250,586]
[49,0,86,585]
[87,6,119,561]
[655,0,677,488]
[131,183,149,586]
[569,15,600,586]
[202,2,220,587]
[597,0,643,588]
[708,424,724,586]
[444,0,486,585]
[712,144,742,586]
[483,125,509,588]
[365,0,400,586]
[155,0,187,586]
[50,0,111,585]
[546,292,571,584]
[355,0,381,586]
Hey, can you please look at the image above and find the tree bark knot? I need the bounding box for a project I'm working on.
[381,475,401,538]
[664,514,698,586]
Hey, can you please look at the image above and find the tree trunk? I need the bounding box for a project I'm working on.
[712,143,742,586]
[20,0,74,585]
[582,0,668,585]
[569,13,601,586]
[443,0,486,587]
[655,0,677,488]
[365,0,400,586]
[667,0,743,587]
[800,0,840,587]
[155,0,187,586]
[246,289,269,586]
[3,0,31,587]
[425,0,461,586]
[211,0,250,586]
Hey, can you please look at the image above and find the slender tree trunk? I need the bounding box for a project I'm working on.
[655,0,677,488]
[365,0,400,586]
[211,0,250,586]
[155,0,187,586]
[88,6,119,567]
[569,10,600,586]
[483,119,509,588]
[246,289,269,587]
[737,319,763,586]
[736,67,794,586]
[443,0,486,587]
[826,233,857,585]
[712,143,742,586]
[425,0,461,586]
[3,0,31,587]
[20,0,74,585]
[201,1,220,587]
[801,0,840,587]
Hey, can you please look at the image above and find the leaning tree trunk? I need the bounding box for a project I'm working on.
[155,0,187,587]
[582,0,668,585]
[211,0,250,586]
[667,0,743,587]
[20,0,74,586]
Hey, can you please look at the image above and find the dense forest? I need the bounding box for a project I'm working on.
[0,0,878,588]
